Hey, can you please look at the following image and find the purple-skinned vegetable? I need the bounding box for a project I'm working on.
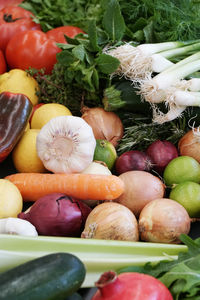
[114,150,152,175]
[146,140,178,174]
[18,193,91,237]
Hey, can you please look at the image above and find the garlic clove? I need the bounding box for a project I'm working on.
[36,115,96,174]
[0,217,38,236]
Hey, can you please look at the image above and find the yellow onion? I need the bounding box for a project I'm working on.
[81,202,139,241]
[115,170,165,217]
[178,128,200,163]
[139,198,191,244]
[81,106,124,147]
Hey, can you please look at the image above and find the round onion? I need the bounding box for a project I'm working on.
[146,140,178,174]
[139,198,191,244]
[178,128,200,163]
[81,106,124,147]
[18,193,91,237]
[115,150,152,175]
[81,202,139,241]
[115,170,165,217]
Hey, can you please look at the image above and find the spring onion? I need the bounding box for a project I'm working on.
[106,41,200,80]
[0,234,187,287]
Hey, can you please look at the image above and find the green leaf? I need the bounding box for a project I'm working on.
[95,53,120,74]
[57,50,76,66]
[63,35,82,45]
[72,44,85,61]
[88,19,100,52]
[92,68,99,90]
[102,0,125,42]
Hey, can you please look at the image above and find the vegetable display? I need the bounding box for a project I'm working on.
[2,0,200,298]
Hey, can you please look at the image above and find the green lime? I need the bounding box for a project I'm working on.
[163,156,200,186]
[169,181,200,218]
[93,139,117,170]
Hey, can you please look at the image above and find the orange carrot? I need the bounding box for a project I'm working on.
[5,173,125,202]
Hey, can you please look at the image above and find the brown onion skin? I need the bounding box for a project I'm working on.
[18,193,91,237]
[81,202,139,242]
[115,150,152,175]
[139,198,191,244]
[81,106,124,147]
[146,140,178,174]
[178,129,200,163]
[115,171,165,217]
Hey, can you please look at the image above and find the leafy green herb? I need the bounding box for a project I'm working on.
[102,0,125,42]
[118,234,200,300]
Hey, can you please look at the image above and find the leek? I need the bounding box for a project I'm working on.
[0,234,187,288]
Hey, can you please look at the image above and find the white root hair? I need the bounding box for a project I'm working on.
[152,102,186,124]
[104,43,153,81]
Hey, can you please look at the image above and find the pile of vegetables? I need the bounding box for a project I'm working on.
[2,0,200,298]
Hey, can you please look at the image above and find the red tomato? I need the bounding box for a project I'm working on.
[0,49,6,74]
[46,25,85,43]
[6,30,62,74]
[0,6,41,52]
[0,0,23,10]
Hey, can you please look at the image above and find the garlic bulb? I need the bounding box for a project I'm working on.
[0,217,38,236]
[36,115,96,174]
[81,202,139,241]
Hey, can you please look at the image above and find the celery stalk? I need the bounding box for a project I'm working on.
[0,234,187,288]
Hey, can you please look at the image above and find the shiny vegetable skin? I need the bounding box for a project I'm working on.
[0,252,86,300]
[0,92,33,162]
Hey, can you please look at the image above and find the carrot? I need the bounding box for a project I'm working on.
[5,173,125,202]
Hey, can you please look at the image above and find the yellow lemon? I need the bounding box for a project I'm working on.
[0,179,23,218]
[30,103,72,129]
[0,69,39,106]
[12,129,46,173]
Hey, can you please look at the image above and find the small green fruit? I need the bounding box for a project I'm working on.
[93,139,117,170]
[170,181,200,218]
[163,156,200,186]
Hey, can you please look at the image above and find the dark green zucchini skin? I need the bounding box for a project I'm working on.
[0,252,86,300]
[103,79,152,116]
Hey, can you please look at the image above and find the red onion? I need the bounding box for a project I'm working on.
[18,193,91,237]
[146,140,178,174]
[115,150,152,175]
[92,271,173,300]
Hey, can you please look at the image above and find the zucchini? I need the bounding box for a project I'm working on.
[102,79,151,115]
[0,252,86,300]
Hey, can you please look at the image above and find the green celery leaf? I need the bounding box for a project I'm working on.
[95,53,120,74]
[63,35,81,45]
[88,19,101,52]
[102,0,125,42]
[57,50,76,66]
[92,68,99,90]
[143,19,154,43]
[72,44,86,61]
